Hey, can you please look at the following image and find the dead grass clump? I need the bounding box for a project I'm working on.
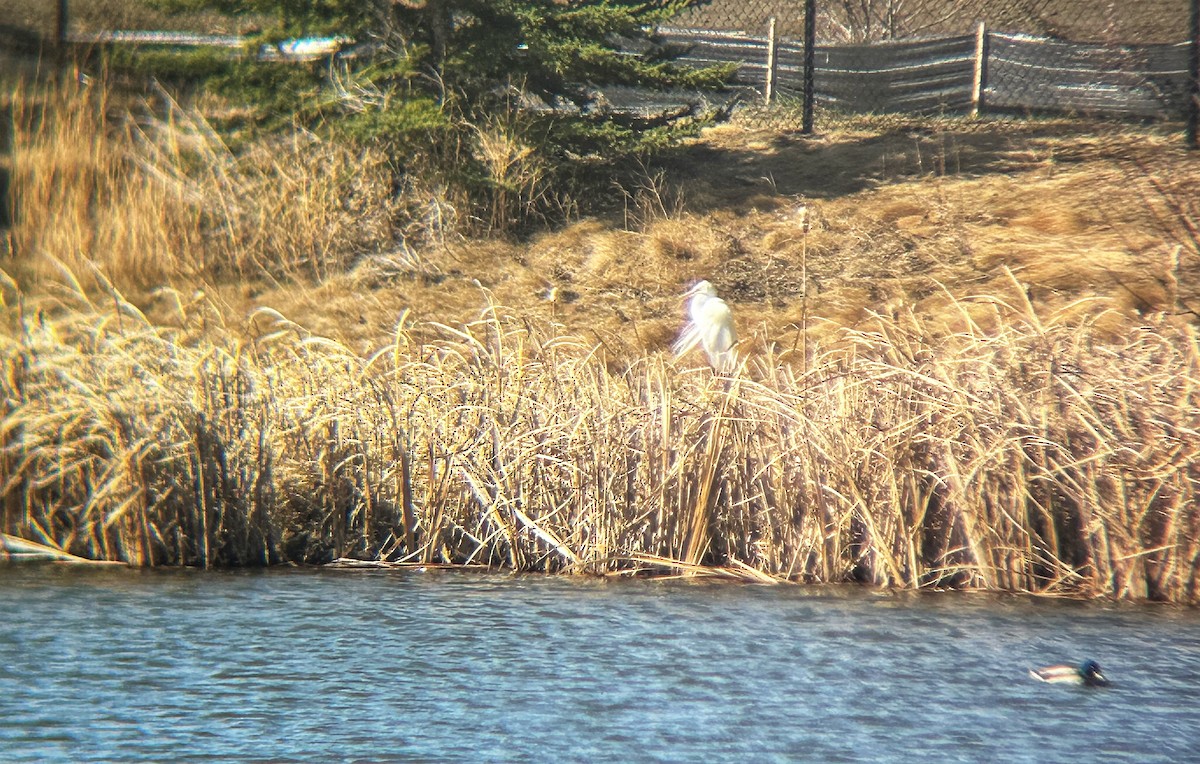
[0,0,256,36]
[3,265,1199,602]
[5,79,395,286]
[470,115,558,235]
[643,217,734,266]
[578,215,737,296]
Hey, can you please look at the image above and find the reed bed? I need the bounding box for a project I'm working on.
[2,269,1198,602]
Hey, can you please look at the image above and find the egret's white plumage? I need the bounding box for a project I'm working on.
[673,280,737,372]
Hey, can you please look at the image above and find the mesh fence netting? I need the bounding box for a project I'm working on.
[664,0,1195,130]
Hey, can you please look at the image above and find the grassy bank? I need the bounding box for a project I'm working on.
[4,77,1200,602]
[3,270,1199,601]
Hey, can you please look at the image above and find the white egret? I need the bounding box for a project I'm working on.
[673,280,737,372]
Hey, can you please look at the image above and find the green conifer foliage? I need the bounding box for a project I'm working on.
[150,0,733,228]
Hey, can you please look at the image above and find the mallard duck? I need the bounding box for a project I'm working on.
[1029,659,1109,687]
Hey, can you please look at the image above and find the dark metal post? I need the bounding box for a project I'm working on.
[1188,0,1199,148]
[0,167,10,230]
[803,0,816,133]
[0,102,10,229]
[56,0,69,70]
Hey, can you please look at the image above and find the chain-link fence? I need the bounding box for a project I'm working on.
[8,1,1198,143]
[664,0,1200,143]
[673,1,1187,43]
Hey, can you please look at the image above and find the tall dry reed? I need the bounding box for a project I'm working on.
[4,78,393,285]
[2,267,1198,602]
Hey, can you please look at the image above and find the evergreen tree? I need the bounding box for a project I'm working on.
[151,0,732,228]
[391,1,725,104]
[157,0,728,149]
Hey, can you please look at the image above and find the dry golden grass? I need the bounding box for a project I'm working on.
[5,79,1200,601]
[5,77,393,288]
[0,0,257,37]
[2,269,1199,601]
[207,115,1200,366]
[8,71,1198,359]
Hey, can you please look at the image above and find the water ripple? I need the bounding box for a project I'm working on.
[1,567,1198,762]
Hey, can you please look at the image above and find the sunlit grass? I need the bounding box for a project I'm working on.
[3,73,1200,604]
[3,265,1198,602]
[4,76,393,286]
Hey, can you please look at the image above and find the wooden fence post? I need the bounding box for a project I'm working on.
[764,17,778,104]
[970,21,987,118]
[1188,0,1199,148]
[803,0,816,133]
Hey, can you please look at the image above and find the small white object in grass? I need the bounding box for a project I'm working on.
[673,280,737,373]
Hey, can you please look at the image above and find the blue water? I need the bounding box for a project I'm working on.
[0,566,1197,763]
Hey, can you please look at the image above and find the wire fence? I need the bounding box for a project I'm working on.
[16,0,1200,144]
[672,0,1188,44]
[665,0,1200,144]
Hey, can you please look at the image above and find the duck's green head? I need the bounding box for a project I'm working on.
[1080,660,1108,686]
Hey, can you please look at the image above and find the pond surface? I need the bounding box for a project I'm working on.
[1,565,1197,763]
